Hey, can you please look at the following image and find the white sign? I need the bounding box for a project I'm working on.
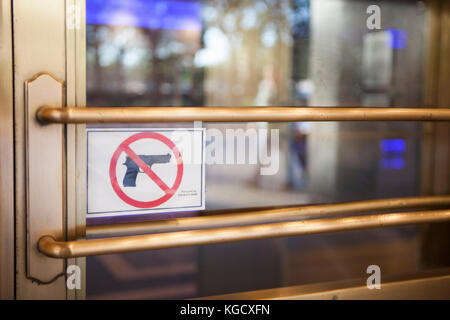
[87,128,205,217]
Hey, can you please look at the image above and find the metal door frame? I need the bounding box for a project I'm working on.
[0,0,15,301]
[2,0,87,299]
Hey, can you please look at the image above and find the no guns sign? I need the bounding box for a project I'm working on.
[87,129,205,217]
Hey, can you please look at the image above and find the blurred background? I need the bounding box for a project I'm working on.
[84,0,448,299]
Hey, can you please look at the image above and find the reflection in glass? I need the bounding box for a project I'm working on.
[86,0,431,300]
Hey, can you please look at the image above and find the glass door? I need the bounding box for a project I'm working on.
[4,0,450,300]
[81,0,450,299]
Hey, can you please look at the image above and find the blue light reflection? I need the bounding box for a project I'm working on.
[86,0,202,31]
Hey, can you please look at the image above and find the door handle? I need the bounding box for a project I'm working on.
[32,104,450,259]
[39,208,450,258]
[87,195,450,237]
[36,106,450,123]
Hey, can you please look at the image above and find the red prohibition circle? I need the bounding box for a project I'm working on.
[109,132,183,209]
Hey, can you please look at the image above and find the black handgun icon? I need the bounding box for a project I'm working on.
[123,153,171,187]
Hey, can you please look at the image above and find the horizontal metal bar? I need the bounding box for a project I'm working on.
[37,106,450,123]
[203,269,450,299]
[87,195,450,237]
[39,209,450,258]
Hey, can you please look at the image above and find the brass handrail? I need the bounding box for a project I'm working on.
[87,195,450,237]
[37,106,450,123]
[40,209,450,258]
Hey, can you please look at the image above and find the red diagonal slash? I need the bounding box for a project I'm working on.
[122,145,173,195]
[109,131,183,209]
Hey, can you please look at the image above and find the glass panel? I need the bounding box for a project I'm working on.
[85,0,433,299]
